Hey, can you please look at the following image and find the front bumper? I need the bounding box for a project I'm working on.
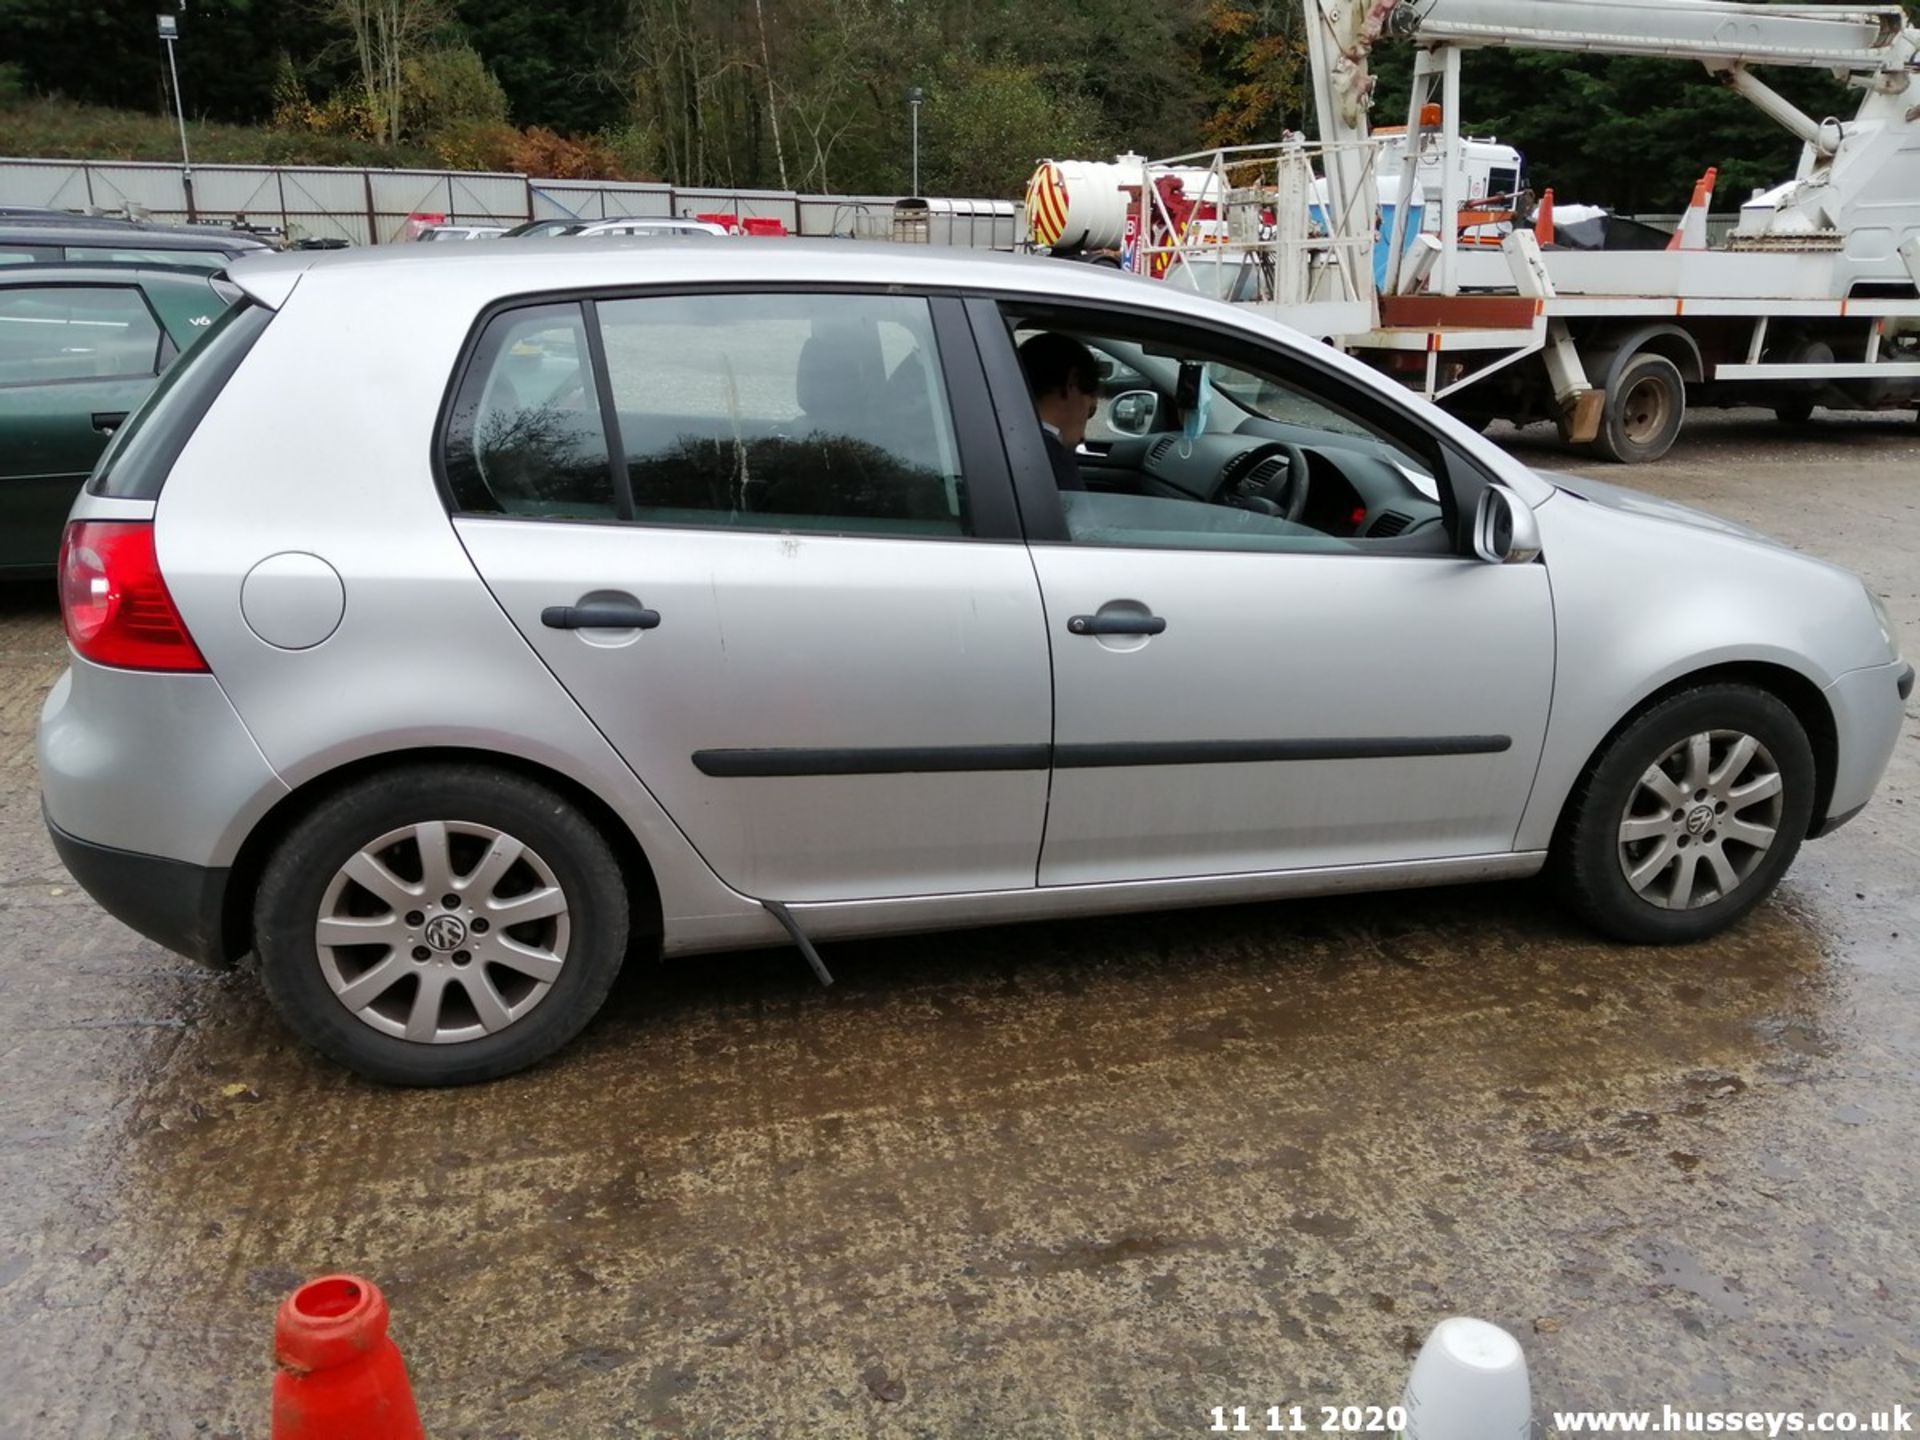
[1815,659,1911,837]
[46,813,232,965]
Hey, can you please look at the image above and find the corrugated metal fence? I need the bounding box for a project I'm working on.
[0,157,1021,247]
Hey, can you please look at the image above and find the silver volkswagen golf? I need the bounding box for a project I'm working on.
[38,241,1910,1084]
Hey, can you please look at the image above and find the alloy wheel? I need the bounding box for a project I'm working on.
[314,821,571,1043]
[1616,729,1784,911]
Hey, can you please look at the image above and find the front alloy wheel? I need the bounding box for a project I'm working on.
[1616,731,1783,910]
[1553,683,1814,943]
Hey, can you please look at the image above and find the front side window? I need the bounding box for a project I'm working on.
[1010,312,1451,556]
[0,285,164,386]
[595,291,968,536]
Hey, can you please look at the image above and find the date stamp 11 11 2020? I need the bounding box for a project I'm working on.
[1207,1405,1408,1434]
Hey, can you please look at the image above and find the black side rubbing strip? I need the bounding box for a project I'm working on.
[693,745,1052,778]
[1055,736,1512,768]
[691,736,1508,777]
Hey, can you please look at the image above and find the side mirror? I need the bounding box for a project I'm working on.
[1109,389,1160,436]
[1472,483,1542,564]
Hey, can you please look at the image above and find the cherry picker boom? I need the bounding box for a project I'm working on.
[1139,0,1920,460]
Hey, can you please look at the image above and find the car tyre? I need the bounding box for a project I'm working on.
[1552,684,1815,944]
[1593,351,1686,464]
[254,765,630,1085]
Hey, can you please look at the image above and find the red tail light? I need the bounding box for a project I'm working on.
[58,521,208,672]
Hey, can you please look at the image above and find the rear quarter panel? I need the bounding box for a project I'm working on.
[151,265,784,954]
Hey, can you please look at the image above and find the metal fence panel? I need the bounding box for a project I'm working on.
[529,181,674,221]
[79,163,190,218]
[672,187,801,231]
[796,195,901,239]
[0,160,89,208]
[0,157,1022,250]
[367,168,527,239]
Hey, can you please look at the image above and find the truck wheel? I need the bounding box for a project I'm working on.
[1774,399,1814,424]
[1594,352,1685,463]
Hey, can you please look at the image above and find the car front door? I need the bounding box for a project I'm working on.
[0,280,167,573]
[973,297,1555,886]
[449,289,1052,903]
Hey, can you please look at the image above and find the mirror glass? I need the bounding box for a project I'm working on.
[1109,389,1159,436]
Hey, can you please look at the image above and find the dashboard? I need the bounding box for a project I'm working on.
[1087,428,1450,544]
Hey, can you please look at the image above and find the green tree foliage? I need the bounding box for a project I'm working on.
[453,0,626,136]
[923,59,1111,196]
[403,42,512,134]
[0,0,343,121]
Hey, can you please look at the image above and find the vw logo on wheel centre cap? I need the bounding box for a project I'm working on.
[424,914,468,951]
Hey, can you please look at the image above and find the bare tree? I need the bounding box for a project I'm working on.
[324,0,448,145]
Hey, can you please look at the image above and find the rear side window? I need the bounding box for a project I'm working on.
[88,300,270,498]
[445,291,970,539]
[596,292,967,535]
[0,285,163,385]
[442,304,614,520]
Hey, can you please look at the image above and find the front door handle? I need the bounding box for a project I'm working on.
[541,601,661,630]
[1068,612,1167,637]
[91,411,128,435]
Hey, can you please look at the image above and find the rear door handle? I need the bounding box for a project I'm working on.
[1068,612,1167,636]
[541,602,661,630]
[91,411,128,435]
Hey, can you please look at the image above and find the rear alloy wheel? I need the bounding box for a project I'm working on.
[255,766,629,1085]
[1553,684,1815,943]
[1593,352,1686,464]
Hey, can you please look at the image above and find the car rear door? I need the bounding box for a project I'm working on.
[448,288,1052,903]
[971,296,1555,886]
[0,279,167,572]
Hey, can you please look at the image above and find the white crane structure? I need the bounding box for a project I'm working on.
[1153,0,1920,460]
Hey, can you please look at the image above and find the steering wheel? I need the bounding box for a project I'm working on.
[1224,442,1313,524]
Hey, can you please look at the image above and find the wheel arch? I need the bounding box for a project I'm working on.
[219,746,666,966]
[1550,659,1839,849]
[1582,323,1705,389]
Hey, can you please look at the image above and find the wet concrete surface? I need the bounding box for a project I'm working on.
[1,410,1916,1438]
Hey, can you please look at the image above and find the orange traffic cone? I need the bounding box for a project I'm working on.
[1534,187,1554,246]
[1667,167,1717,250]
[272,1275,425,1440]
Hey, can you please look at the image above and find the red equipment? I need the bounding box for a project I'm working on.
[271,1275,425,1440]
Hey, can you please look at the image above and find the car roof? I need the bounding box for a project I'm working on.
[228,235,1180,310]
[0,223,271,251]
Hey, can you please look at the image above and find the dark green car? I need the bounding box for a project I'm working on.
[0,267,234,576]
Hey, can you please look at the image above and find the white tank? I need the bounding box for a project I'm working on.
[1026,153,1223,252]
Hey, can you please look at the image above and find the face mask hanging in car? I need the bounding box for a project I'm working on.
[1176,359,1212,457]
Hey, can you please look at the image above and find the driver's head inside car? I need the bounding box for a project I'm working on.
[1018,332,1100,450]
